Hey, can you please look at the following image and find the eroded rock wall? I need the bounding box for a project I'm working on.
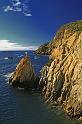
[39,29,82,118]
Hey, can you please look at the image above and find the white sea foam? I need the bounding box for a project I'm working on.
[18,55,24,58]
[4,57,9,60]
[5,72,13,78]
[4,57,13,60]
[4,72,13,83]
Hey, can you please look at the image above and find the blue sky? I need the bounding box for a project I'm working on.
[0,0,82,50]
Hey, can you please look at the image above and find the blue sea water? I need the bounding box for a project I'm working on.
[0,51,81,124]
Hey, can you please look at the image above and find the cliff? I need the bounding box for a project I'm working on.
[36,20,82,55]
[9,55,39,89]
[39,20,82,119]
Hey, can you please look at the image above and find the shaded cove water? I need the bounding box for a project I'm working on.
[0,51,81,124]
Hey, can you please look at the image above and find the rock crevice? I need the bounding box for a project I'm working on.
[38,20,82,118]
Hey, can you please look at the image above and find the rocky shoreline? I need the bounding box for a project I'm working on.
[9,20,82,121]
[38,20,82,120]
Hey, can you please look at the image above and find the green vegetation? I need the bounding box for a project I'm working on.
[56,20,82,38]
[63,20,82,31]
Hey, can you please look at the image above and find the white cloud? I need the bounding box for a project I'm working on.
[0,40,38,51]
[4,5,13,12]
[12,0,21,6]
[23,12,32,16]
[1,0,32,17]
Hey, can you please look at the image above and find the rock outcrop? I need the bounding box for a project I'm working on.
[9,55,39,89]
[36,39,59,55]
[35,43,49,55]
[39,20,82,119]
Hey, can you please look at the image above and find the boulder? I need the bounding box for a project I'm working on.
[9,55,39,89]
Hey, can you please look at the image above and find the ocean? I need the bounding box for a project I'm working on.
[0,51,80,124]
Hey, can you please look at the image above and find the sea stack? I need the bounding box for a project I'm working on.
[9,54,39,89]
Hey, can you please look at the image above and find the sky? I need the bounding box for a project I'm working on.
[0,0,82,50]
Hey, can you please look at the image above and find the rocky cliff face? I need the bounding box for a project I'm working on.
[9,55,39,89]
[39,20,82,119]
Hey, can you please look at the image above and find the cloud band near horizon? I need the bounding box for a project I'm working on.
[0,40,38,51]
